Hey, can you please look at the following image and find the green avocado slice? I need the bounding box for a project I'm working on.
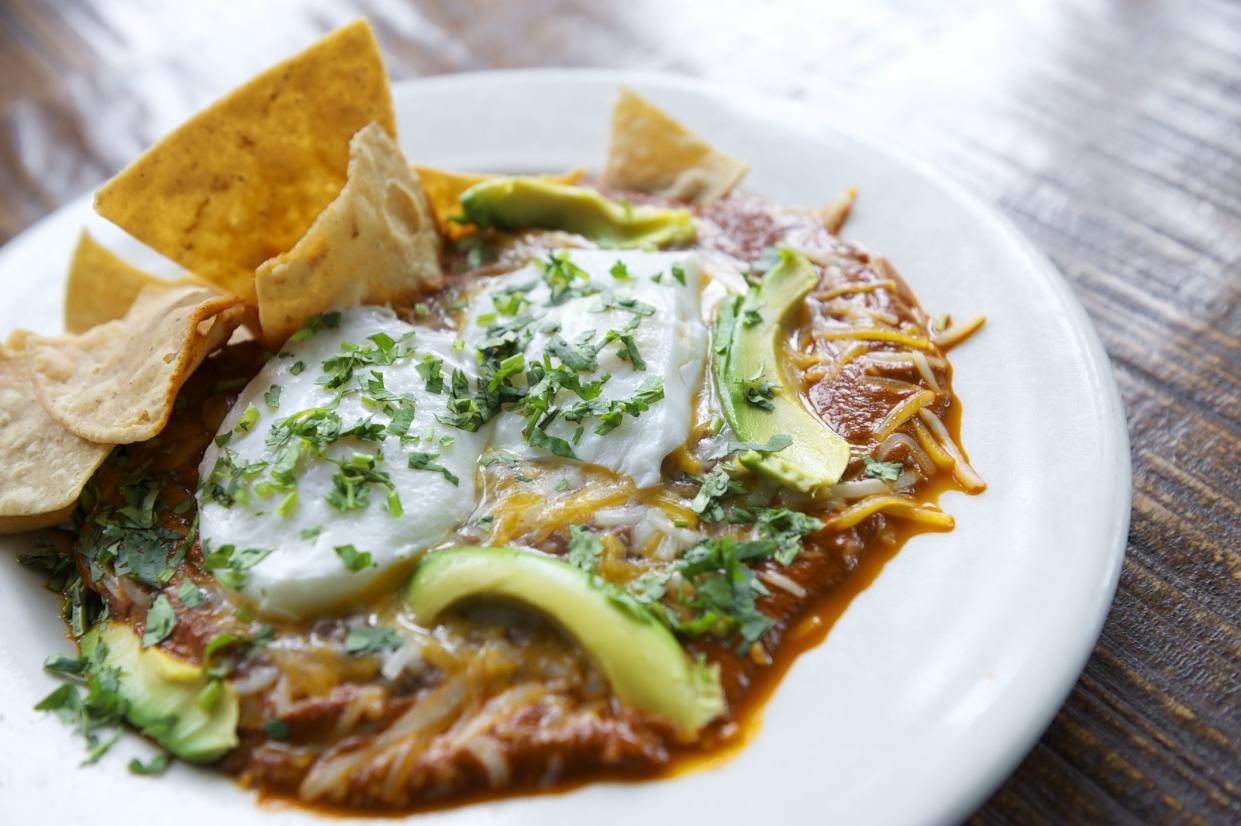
[714,249,851,491]
[85,621,239,763]
[458,177,696,248]
[404,545,724,735]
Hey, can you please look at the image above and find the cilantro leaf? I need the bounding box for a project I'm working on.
[755,507,824,565]
[408,451,460,486]
[288,311,341,343]
[862,456,903,482]
[690,466,746,522]
[334,544,375,572]
[416,354,445,394]
[741,371,780,410]
[129,752,172,776]
[567,525,603,573]
[176,580,205,608]
[141,595,176,648]
[344,625,403,655]
[529,425,577,459]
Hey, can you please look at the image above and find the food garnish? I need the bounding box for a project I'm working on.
[603,86,749,202]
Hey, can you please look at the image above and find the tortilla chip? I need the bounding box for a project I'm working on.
[0,344,112,534]
[93,20,395,303]
[414,166,586,238]
[64,230,205,333]
[255,123,442,346]
[27,285,245,444]
[602,87,748,203]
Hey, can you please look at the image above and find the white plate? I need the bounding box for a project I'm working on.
[0,70,1130,825]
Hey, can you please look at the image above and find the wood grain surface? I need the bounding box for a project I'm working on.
[1,1,1237,822]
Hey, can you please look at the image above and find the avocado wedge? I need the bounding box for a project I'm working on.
[85,621,239,763]
[458,177,696,248]
[405,545,724,735]
[714,250,851,491]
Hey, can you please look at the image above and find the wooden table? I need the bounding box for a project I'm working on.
[1,1,1237,821]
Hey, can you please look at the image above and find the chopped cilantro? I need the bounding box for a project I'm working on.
[141,595,176,648]
[592,292,656,318]
[345,625,403,655]
[202,544,272,590]
[479,453,520,468]
[548,335,598,372]
[386,402,416,437]
[202,632,249,664]
[610,260,632,281]
[492,289,530,316]
[17,540,75,592]
[629,571,668,603]
[263,719,291,741]
[263,384,281,410]
[408,451,460,486]
[288,311,341,343]
[529,425,577,459]
[44,653,88,678]
[668,535,777,650]
[326,452,399,514]
[542,251,593,305]
[567,525,603,572]
[755,507,824,565]
[604,318,647,370]
[234,404,260,434]
[671,263,687,285]
[690,466,746,523]
[334,544,375,572]
[275,490,298,517]
[487,352,526,391]
[176,580,205,609]
[128,752,172,776]
[706,432,793,462]
[862,456,904,482]
[34,642,128,764]
[741,371,779,410]
[318,333,414,392]
[456,236,496,270]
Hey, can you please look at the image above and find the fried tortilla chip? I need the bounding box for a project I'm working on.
[414,166,586,238]
[255,123,442,346]
[27,285,245,444]
[602,87,748,203]
[0,344,112,534]
[93,20,395,303]
[64,230,204,333]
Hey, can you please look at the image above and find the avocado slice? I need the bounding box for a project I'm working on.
[84,621,239,763]
[459,177,696,248]
[405,545,724,735]
[714,250,850,491]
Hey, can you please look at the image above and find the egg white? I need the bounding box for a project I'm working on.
[197,306,491,619]
[462,250,708,488]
